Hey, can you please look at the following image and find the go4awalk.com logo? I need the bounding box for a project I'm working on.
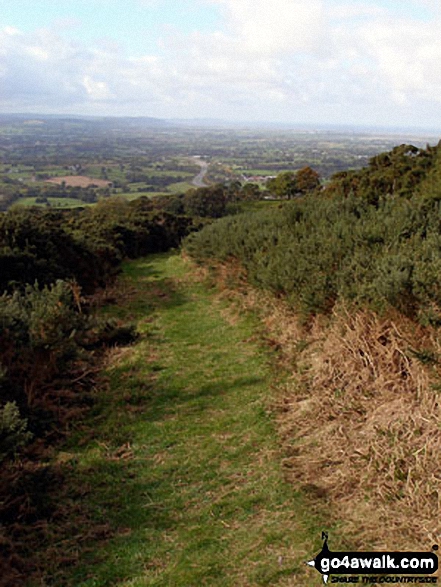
[306,533,439,584]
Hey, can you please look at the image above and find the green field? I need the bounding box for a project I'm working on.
[11,197,91,208]
[166,180,194,193]
[238,169,280,176]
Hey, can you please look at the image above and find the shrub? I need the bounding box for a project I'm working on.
[0,280,84,407]
[0,401,32,462]
[184,142,441,320]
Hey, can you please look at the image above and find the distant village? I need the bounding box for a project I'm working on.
[240,174,277,184]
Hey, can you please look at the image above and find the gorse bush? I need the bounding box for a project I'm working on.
[0,280,86,409]
[74,197,196,259]
[325,143,439,203]
[184,142,441,319]
[0,365,32,461]
[0,401,32,462]
[0,208,107,293]
[0,198,199,457]
[0,197,197,294]
[0,280,141,459]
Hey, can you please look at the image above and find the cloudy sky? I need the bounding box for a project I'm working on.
[0,0,440,127]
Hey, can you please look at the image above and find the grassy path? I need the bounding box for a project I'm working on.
[58,253,320,587]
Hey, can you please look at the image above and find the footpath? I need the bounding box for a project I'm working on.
[54,252,319,587]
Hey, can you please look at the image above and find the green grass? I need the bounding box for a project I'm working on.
[167,181,194,193]
[39,253,327,586]
[237,169,278,176]
[132,170,194,179]
[11,196,91,208]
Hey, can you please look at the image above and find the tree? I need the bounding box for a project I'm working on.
[183,185,227,218]
[267,172,297,199]
[225,180,242,202]
[295,166,321,195]
[241,183,261,200]
[267,168,321,199]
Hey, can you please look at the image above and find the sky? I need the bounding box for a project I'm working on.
[0,0,441,128]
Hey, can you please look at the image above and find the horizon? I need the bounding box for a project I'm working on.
[1,0,441,129]
[1,111,441,138]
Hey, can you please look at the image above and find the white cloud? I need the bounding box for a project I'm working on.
[0,27,90,107]
[83,75,112,100]
[328,4,388,20]
[0,2,441,126]
[26,46,50,61]
[209,0,324,55]
[355,17,441,105]
[3,26,21,37]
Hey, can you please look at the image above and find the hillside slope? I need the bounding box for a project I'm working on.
[23,253,327,587]
[183,141,441,552]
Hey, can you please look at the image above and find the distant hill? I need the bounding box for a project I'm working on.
[1,113,441,135]
[0,113,169,129]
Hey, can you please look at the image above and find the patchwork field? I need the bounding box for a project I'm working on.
[46,175,112,188]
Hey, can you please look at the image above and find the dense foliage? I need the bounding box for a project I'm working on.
[325,143,439,203]
[185,143,441,322]
[0,198,199,460]
[0,197,195,293]
[266,166,320,199]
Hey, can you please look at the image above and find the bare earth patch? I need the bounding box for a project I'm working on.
[46,175,111,188]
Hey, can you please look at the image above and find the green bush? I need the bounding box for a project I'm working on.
[0,280,84,406]
[0,198,198,294]
[0,198,200,456]
[0,401,32,462]
[184,141,441,319]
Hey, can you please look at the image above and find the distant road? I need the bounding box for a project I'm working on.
[191,157,209,187]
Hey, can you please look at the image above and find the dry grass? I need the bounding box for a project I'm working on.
[283,307,441,550]
[205,260,441,551]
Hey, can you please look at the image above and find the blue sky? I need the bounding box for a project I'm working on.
[0,1,222,54]
[0,0,440,127]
